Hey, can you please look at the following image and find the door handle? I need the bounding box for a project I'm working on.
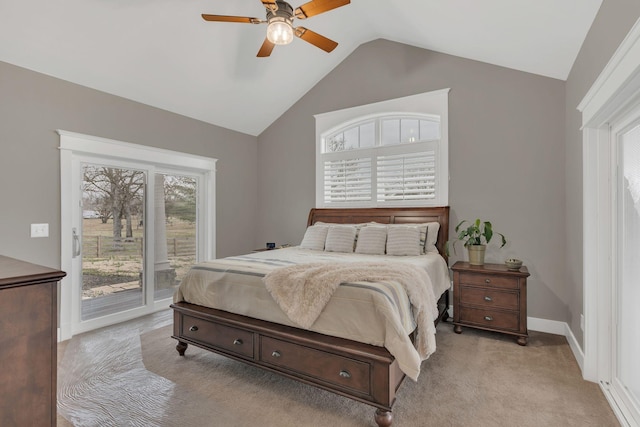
[72,227,81,258]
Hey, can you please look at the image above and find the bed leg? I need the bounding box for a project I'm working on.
[374,409,393,427]
[176,341,188,356]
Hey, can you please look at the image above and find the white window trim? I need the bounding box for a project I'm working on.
[577,16,640,427]
[58,130,217,340]
[314,89,450,208]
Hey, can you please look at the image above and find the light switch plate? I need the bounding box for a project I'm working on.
[31,223,49,238]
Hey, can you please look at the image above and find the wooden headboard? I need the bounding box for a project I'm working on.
[307,207,450,262]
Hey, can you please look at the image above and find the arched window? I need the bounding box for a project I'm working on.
[315,89,449,207]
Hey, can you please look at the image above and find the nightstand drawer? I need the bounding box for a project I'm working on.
[458,307,519,331]
[458,272,519,289]
[459,285,518,310]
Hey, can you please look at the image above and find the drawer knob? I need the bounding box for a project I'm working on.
[189,325,198,332]
[484,316,493,321]
[233,339,243,346]
[271,351,281,358]
[339,370,351,379]
[484,296,493,302]
[485,278,491,283]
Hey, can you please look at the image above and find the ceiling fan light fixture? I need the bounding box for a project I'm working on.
[267,17,294,45]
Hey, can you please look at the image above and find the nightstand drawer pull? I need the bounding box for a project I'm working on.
[189,325,198,332]
[233,339,243,346]
[271,350,281,358]
[484,316,493,321]
[485,278,491,283]
[484,296,493,302]
[339,370,351,379]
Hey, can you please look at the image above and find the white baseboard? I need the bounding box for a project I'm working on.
[527,316,566,335]
[527,316,585,372]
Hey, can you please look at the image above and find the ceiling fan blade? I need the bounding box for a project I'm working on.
[201,14,263,24]
[257,38,276,57]
[294,27,338,52]
[294,0,350,19]
[260,0,278,12]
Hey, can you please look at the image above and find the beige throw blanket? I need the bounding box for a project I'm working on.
[263,262,439,362]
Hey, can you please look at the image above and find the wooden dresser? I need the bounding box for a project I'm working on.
[0,255,66,426]
[451,261,529,345]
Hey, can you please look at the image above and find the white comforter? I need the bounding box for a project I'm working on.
[174,247,450,380]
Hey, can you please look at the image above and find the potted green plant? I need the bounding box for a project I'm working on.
[446,219,507,265]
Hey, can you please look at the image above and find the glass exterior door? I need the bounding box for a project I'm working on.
[152,173,197,301]
[614,124,640,423]
[81,165,146,320]
[59,131,216,340]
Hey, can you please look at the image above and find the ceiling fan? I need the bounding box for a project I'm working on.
[201,0,350,57]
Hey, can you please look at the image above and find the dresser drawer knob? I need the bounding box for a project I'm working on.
[484,316,493,321]
[233,339,243,346]
[484,296,493,302]
[189,325,198,332]
[271,351,281,358]
[339,370,351,379]
[485,278,491,283]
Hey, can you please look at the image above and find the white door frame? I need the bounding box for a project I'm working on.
[578,17,640,427]
[59,130,217,341]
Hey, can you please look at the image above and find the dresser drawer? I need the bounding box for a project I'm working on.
[458,272,519,289]
[458,307,519,331]
[181,315,254,359]
[459,285,519,310]
[260,336,370,395]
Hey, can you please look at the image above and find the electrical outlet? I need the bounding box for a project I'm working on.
[580,314,585,331]
[30,223,49,238]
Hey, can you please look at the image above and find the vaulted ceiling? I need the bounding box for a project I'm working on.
[0,0,602,136]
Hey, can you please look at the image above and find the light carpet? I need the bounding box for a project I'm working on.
[57,310,619,427]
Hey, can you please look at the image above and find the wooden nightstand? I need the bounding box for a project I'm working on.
[451,261,530,345]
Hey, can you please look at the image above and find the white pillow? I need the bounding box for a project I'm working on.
[355,226,387,255]
[299,225,329,251]
[384,223,428,254]
[386,226,421,256]
[324,225,357,253]
[425,222,440,253]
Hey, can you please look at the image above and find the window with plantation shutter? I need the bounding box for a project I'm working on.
[323,157,372,203]
[315,90,449,208]
[377,146,437,202]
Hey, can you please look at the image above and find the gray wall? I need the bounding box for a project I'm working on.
[257,40,568,322]
[564,1,640,348]
[0,60,258,269]
[5,0,639,339]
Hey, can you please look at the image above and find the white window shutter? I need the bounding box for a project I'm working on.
[323,157,372,204]
[377,151,436,202]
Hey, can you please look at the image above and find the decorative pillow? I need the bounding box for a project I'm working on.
[384,223,428,254]
[386,226,421,256]
[425,222,441,253]
[316,222,367,246]
[324,225,357,253]
[355,226,387,255]
[299,225,329,251]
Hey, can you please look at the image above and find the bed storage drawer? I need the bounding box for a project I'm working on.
[259,336,371,395]
[181,314,254,358]
[459,285,518,310]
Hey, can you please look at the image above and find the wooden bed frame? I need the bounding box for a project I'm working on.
[171,206,450,427]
